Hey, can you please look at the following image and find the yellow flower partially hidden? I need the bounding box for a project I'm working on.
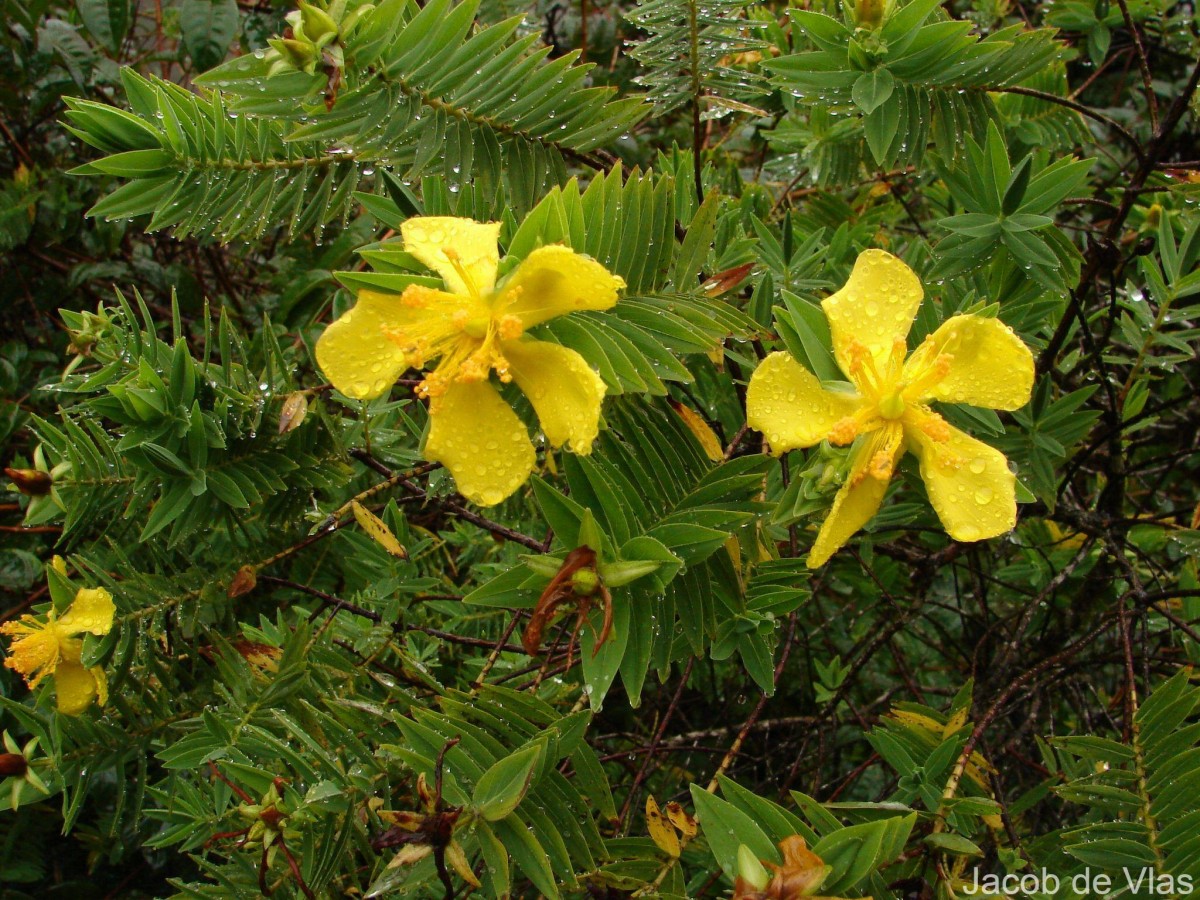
[316,217,625,506]
[747,249,1034,568]
[1,587,115,715]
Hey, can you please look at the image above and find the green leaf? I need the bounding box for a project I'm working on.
[76,0,132,56]
[812,814,916,894]
[673,189,720,290]
[472,742,545,822]
[925,832,983,857]
[863,97,901,166]
[690,786,779,883]
[852,68,895,114]
[178,0,240,71]
[493,815,560,899]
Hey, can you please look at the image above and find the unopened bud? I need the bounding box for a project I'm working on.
[5,468,51,496]
[278,392,309,434]
[0,753,28,778]
[855,0,885,27]
[67,309,111,354]
[269,36,319,71]
[736,844,771,891]
[299,2,340,43]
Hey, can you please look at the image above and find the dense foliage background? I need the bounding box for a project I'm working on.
[1,0,1199,896]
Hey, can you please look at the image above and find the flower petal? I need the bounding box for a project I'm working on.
[822,249,923,380]
[401,217,501,297]
[57,587,115,636]
[505,339,606,453]
[316,290,417,400]
[92,666,109,707]
[808,425,905,568]
[498,246,625,329]
[908,423,1017,542]
[0,618,60,687]
[746,352,861,454]
[906,315,1034,410]
[54,660,99,715]
[425,380,535,506]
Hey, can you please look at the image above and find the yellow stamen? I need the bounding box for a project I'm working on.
[380,326,420,362]
[417,370,452,399]
[829,417,860,446]
[442,248,481,300]
[401,285,431,308]
[457,354,490,383]
[868,450,895,480]
[865,425,904,482]
[497,314,523,341]
[903,348,953,400]
[915,409,951,442]
[847,339,885,394]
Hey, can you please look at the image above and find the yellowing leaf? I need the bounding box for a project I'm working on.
[646,795,681,857]
[669,400,724,462]
[887,709,944,733]
[943,707,969,737]
[387,845,432,869]
[665,801,698,839]
[446,839,482,887]
[352,501,407,558]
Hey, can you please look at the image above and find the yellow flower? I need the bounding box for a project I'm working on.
[1,586,115,715]
[316,217,625,506]
[747,249,1033,567]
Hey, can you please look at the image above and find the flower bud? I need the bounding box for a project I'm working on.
[855,0,886,28]
[268,36,319,72]
[5,467,52,497]
[736,844,771,891]
[278,392,309,434]
[0,753,28,778]
[299,2,340,43]
[67,309,111,355]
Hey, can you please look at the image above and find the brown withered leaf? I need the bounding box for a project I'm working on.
[701,261,755,296]
[232,640,282,671]
[278,392,309,434]
[522,546,600,656]
[227,565,258,598]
